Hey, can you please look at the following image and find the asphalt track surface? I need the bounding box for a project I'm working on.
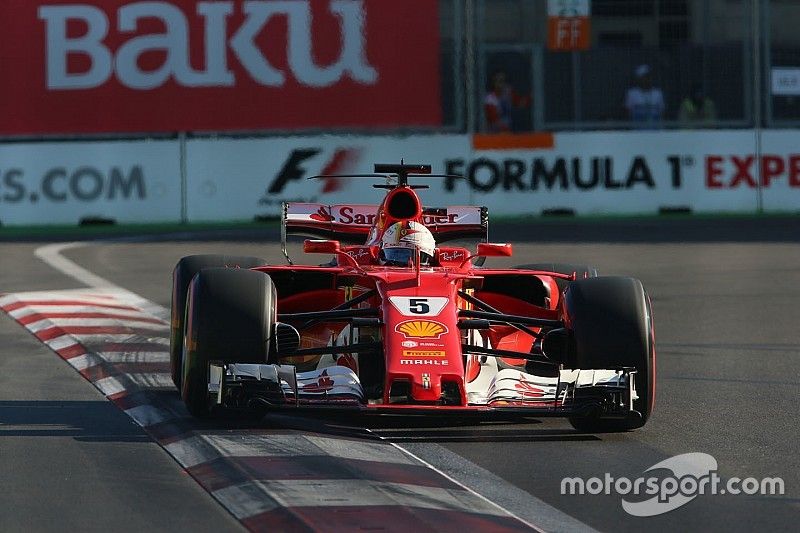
[2,217,799,532]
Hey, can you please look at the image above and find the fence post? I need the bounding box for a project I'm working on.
[179,131,188,224]
[465,0,477,135]
[752,0,764,214]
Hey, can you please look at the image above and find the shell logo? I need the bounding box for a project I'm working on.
[396,320,448,339]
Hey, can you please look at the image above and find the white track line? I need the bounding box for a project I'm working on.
[25,318,168,333]
[125,372,174,389]
[125,404,173,427]
[9,305,159,321]
[46,335,82,352]
[98,351,170,363]
[67,353,105,372]
[214,479,512,519]
[166,433,421,469]
[395,441,598,533]
[34,242,169,321]
[33,240,598,533]
[93,376,128,396]
[1,289,133,306]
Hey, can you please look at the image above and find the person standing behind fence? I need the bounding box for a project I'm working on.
[484,70,531,132]
[624,64,665,128]
[678,83,717,126]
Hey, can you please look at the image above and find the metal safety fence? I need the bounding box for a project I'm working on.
[470,0,800,133]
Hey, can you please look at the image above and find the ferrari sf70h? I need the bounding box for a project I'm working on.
[170,164,656,431]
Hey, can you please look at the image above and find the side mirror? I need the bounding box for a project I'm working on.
[304,239,341,254]
[476,242,513,257]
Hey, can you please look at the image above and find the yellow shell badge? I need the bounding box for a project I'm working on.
[396,320,448,339]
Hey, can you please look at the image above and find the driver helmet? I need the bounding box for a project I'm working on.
[379,221,436,266]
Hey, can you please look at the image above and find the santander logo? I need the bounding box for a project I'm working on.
[38,0,378,90]
[310,206,335,222]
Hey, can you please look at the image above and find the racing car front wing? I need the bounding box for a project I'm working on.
[207,362,640,420]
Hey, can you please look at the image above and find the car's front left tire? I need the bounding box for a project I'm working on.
[562,276,656,432]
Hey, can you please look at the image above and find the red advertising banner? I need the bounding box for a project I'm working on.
[0,0,441,135]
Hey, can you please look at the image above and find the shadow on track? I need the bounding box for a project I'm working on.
[0,400,151,442]
[260,412,600,443]
[148,388,603,443]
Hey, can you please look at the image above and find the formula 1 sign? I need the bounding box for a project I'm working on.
[185,130,800,221]
[0,1,441,135]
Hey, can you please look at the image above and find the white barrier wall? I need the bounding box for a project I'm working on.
[449,130,762,215]
[1,131,798,226]
[761,130,800,212]
[186,130,799,220]
[0,140,181,225]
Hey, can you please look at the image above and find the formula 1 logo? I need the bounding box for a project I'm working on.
[262,147,362,201]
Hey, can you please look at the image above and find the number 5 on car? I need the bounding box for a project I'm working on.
[389,296,448,316]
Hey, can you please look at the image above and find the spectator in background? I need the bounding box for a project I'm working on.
[484,70,531,132]
[678,83,717,126]
[624,64,665,128]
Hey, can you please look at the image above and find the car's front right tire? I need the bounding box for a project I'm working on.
[170,254,266,390]
[181,267,276,418]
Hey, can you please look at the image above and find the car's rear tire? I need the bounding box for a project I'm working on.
[563,276,655,432]
[181,268,276,418]
[170,254,266,390]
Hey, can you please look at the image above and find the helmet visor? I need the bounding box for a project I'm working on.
[382,247,414,266]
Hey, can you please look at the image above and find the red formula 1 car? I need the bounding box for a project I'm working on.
[170,164,656,431]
